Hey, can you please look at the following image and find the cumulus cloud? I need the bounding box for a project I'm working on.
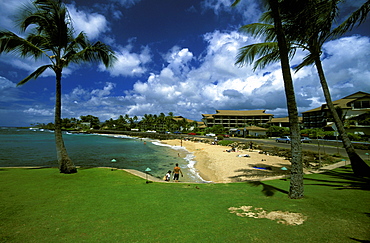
[1,0,369,126]
[105,45,152,77]
[113,31,370,121]
[0,76,18,102]
[202,0,261,23]
[67,3,110,39]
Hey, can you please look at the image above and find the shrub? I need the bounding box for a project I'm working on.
[218,140,234,146]
[216,135,224,140]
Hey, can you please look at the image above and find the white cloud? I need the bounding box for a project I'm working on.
[109,0,142,7]
[201,0,261,23]
[118,30,289,119]
[0,1,103,79]
[24,107,53,116]
[0,0,29,31]
[67,3,110,40]
[0,76,16,89]
[105,45,152,77]
[113,31,370,121]
[0,76,18,102]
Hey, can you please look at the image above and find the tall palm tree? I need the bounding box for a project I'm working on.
[0,0,116,173]
[236,0,370,177]
[233,0,304,198]
[283,0,370,177]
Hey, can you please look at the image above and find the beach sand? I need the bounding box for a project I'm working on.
[162,139,292,183]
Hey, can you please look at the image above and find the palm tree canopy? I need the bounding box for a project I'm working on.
[235,11,297,70]
[331,0,370,37]
[0,0,116,85]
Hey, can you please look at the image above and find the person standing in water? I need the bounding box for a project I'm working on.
[172,163,183,182]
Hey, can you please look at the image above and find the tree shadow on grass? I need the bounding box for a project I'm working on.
[229,163,290,182]
[304,166,370,191]
[228,163,291,197]
[246,181,289,197]
[349,237,370,243]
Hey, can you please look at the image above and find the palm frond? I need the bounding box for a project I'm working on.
[253,49,280,70]
[331,0,370,37]
[0,31,44,59]
[17,65,52,86]
[67,40,116,68]
[294,53,315,72]
[236,42,278,69]
[231,0,241,7]
[239,23,275,41]
[19,0,74,48]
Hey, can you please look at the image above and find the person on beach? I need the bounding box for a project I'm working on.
[172,163,183,182]
[165,170,171,181]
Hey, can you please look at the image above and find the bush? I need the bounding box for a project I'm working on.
[217,140,235,146]
[353,143,370,150]
[216,135,224,140]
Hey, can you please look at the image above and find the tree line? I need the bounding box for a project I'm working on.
[35,112,202,133]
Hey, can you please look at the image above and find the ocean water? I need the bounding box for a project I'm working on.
[0,128,204,182]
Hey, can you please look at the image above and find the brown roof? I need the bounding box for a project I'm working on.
[202,110,273,117]
[245,125,268,131]
[268,117,302,123]
[302,91,370,113]
[172,116,195,123]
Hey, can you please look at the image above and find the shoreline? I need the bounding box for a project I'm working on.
[161,139,293,183]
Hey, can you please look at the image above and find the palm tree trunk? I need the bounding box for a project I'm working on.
[270,0,304,199]
[314,56,370,177]
[55,69,77,174]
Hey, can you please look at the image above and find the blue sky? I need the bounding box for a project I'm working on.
[0,0,369,127]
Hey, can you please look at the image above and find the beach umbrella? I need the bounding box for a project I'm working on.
[145,167,151,183]
[281,167,288,180]
[111,159,117,171]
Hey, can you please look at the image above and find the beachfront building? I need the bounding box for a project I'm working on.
[267,117,303,127]
[202,110,273,129]
[230,125,268,137]
[302,91,370,135]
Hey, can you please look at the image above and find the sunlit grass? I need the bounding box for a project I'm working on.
[0,166,369,242]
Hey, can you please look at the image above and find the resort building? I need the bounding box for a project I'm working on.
[302,91,370,134]
[230,125,268,137]
[267,117,303,128]
[202,110,273,129]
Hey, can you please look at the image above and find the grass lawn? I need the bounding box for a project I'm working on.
[0,166,369,242]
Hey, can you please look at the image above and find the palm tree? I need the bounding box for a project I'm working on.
[282,0,370,177]
[235,0,370,177]
[233,0,304,198]
[0,0,116,173]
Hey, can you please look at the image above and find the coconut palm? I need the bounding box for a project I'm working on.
[236,0,370,177]
[0,0,116,173]
[233,0,304,198]
[282,0,370,177]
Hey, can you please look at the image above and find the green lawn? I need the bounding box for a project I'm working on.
[0,166,369,242]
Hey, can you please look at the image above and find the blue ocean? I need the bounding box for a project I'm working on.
[0,128,203,182]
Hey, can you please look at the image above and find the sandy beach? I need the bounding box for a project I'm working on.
[162,139,292,183]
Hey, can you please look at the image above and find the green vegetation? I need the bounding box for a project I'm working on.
[1,167,369,242]
[218,140,235,146]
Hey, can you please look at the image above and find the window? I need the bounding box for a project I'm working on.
[354,101,370,109]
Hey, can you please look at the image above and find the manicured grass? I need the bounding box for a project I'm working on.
[0,166,369,242]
